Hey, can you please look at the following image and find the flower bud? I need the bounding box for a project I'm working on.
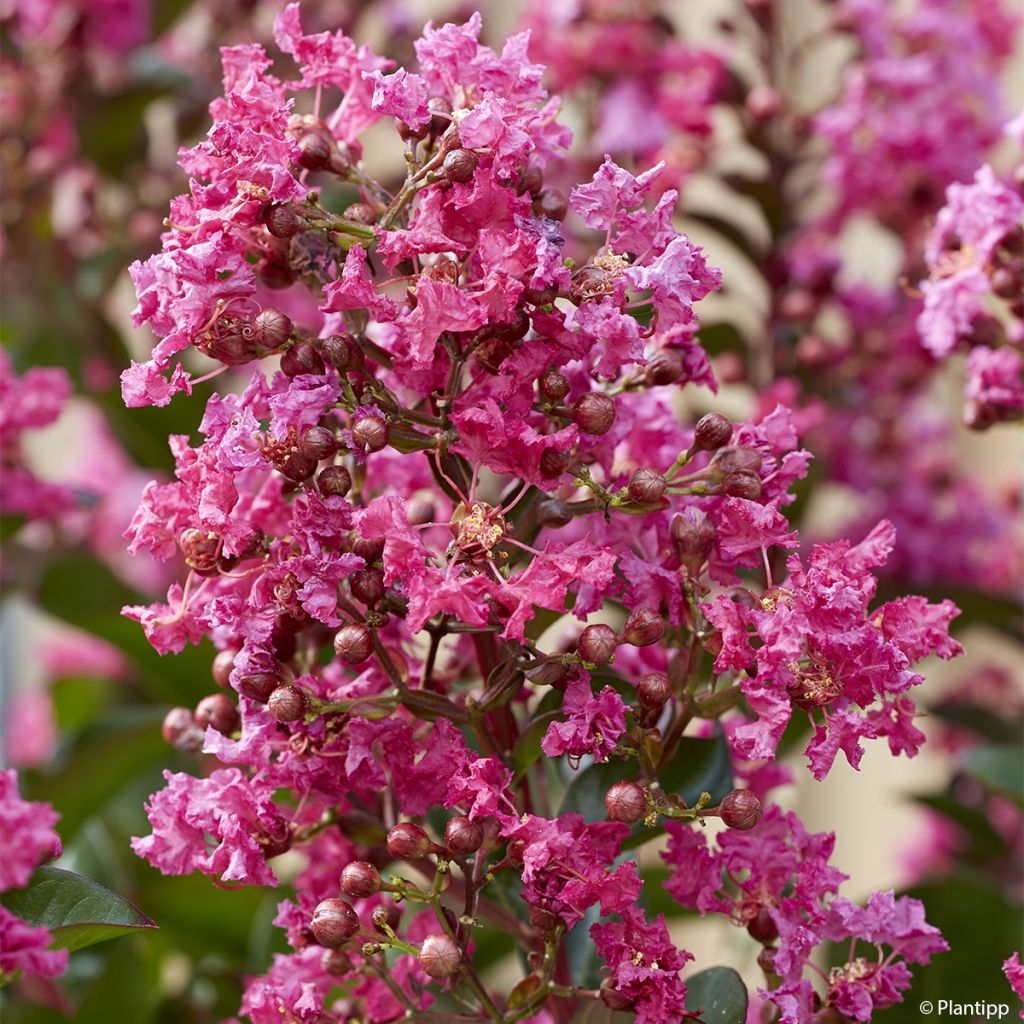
[279,451,318,483]
[268,685,308,722]
[709,445,762,476]
[519,164,544,196]
[637,672,672,709]
[600,978,634,1012]
[237,663,292,703]
[253,308,293,351]
[645,348,683,385]
[349,533,386,561]
[605,781,647,823]
[350,415,389,453]
[747,906,779,944]
[573,392,616,435]
[340,860,382,898]
[386,822,435,860]
[529,906,560,933]
[212,648,236,687]
[372,904,402,934]
[297,132,332,171]
[281,340,325,378]
[299,426,339,461]
[161,707,203,751]
[418,934,460,979]
[310,898,360,948]
[533,188,567,221]
[626,468,666,504]
[577,623,618,664]
[444,816,484,856]
[670,511,716,573]
[539,369,570,401]
[350,568,386,606]
[321,948,350,975]
[693,412,732,451]
[427,96,453,135]
[321,333,364,372]
[540,448,571,478]
[442,148,478,183]
[620,607,665,647]
[194,693,239,735]
[718,789,763,830]
[180,528,219,574]
[756,945,778,975]
[523,283,557,306]
[318,465,352,498]
[334,624,374,665]
[265,204,303,239]
[720,470,762,500]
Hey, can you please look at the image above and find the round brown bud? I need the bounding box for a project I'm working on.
[519,164,544,196]
[266,204,303,239]
[320,948,351,975]
[310,898,360,948]
[386,822,434,860]
[180,528,219,574]
[258,256,295,290]
[645,348,684,386]
[281,340,326,378]
[349,533,386,561]
[350,568,386,606]
[539,370,570,401]
[279,451,318,483]
[268,685,308,722]
[709,445,762,475]
[756,945,778,975]
[747,906,779,944]
[720,470,763,500]
[637,672,672,709]
[321,333,364,373]
[212,648,236,687]
[345,203,377,225]
[494,309,531,342]
[528,906,560,933]
[573,392,616,435]
[372,904,402,934]
[237,663,291,703]
[194,693,239,736]
[162,707,202,751]
[577,623,618,664]
[670,511,717,572]
[340,860,382,898]
[299,426,340,461]
[427,96,453,135]
[540,447,571,478]
[523,283,557,306]
[444,816,484,856]
[297,132,331,171]
[620,607,665,647]
[418,934,460,979]
[718,789,763,830]
[537,497,572,528]
[694,412,732,451]
[442,148,478,183]
[600,978,634,1012]
[533,188,567,221]
[605,781,647,823]
[627,468,667,504]
[318,465,352,498]
[253,308,293,352]
[350,415,389,453]
[991,265,1022,299]
[334,624,373,665]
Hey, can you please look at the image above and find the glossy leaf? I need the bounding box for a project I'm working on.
[684,966,748,1024]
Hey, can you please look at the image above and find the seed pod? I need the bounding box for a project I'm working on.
[349,533,385,561]
[637,672,672,709]
[757,945,778,975]
[299,426,340,461]
[693,412,732,451]
[340,860,382,898]
[281,340,325,378]
[539,369,570,401]
[627,468,666,504]
[334,624,373,665]
[161,707,202,751]
[519,164,544,196]
[194,693,240,735]
[573,392,616,435]
[523,283,557,306]
[179,528,219,574]
[442,148,478,183]
[494,309,531,341]
[211,648,236,687]
[605,781,647,823]
[310,898,360,948]
[418,934,460,979]
[577,623,618,665]
[278,451,318,483]
[720,469,763,500]
[620,607,665,647]
[350,568,386,606]
[350,415,389,453]
[321,333,364,372]
[268,685,308,722]
[252,308,293,353]
[318,465,352,498]
[533,188,567,220]
[386,822,434,860]
[237,663,291,703]
[444,816,484,856]
[718,789,763,830]
[266,204,303,239]
[321,948,350,975]
[645,348,683,386]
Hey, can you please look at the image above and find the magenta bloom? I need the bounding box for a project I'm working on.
[541,675,627,764]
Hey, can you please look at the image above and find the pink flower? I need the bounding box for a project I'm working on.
[0,770,61,892]
[1004,952,1024,1016]
[0,906,68,981]
[541,675,627,764]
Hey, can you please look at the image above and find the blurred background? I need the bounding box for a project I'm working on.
[1,0,1021,1020]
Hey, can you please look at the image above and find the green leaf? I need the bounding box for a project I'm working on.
[659,735,734,807]
[912,794,1009,862]
[571,1004,633,1024]
[2,866,156,953]
[512,710,562,773]
[926,702,1021,745]
[559,759,633,821]
[963,743,1023,800]
[684,966,749,1024]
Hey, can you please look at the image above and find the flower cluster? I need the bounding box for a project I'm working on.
[0,770,67,983]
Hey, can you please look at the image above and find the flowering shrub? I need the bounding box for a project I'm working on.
[1,1,1022,1023]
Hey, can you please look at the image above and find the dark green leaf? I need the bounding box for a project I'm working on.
[963,744,1023,800]
[559,759,634,821]
[912,794,1009,862]
[927,702,1021,745]
[2,867,156,953]
[660,735,734,807]
[513,710,563,773]
[684,966,748,1024]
